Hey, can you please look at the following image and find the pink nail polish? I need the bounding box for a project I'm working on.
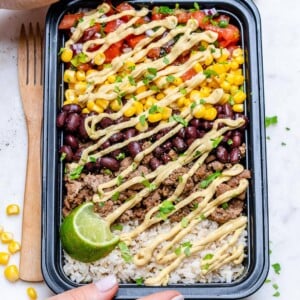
[95,275,118,292]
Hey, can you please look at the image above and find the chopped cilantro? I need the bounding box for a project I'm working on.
[58,47,65,55]
[203,69,218,78]
[169,114,188,127]
[194,2,200,10]
[89,156,96,163]
[199,213,206,220]
[128,65,136,71]
[163,56,170,64]
[141,179,157,191]
[112,191,120,201]
[203,253,214,260]
[117,175,124,186]
[227,139,233,145]
[98,8,105,13]
[273,291,280,297]
[118,241,132,263]
[265,116,278,127]
[200,99,206,104]
[218,20,228,28]
[116,152,126,160]
[179,87,187,95]
[273,283,279,290]
[150,85,159,92]
[181,217,189,228]
[265,278,271,283]
[149,104,162,114]
[70,52,88,67]
[190,102,197,111]
[115,75,123,83]
[103,169,113,175]
[158,6,174,14]
[158,200,175,220]
[99,201,105,207]
[272,263,281,275]
[211,136,223,148]
[222,202,229,210]
[89,18,95,26]
[139,115,146,126]
[166,75,175,83]
[111,223,123,231]
[174,246,182,256]
[147,67,157,76]
[60,152,67,161]
[200,171,221,188]
[202,263,210,270]
[103,63,112,68]
[193,150,202,158]
[199,45,207,51]
[192,203,199,210]
[182,241,192,256]
[135,277,144,286]
[69,165,84,180]
[178,175,183,183]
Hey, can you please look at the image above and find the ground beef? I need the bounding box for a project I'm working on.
[120,157,133,171]
[209,199,244,224]
[227,169,251,187]
[193,164,210,182]
[208,160,225,171]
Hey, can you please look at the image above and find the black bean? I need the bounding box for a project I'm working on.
[64,134,79,150]
[110,132,124,143]
[222,103,233,118]
[100,157,120,171]
[85,162,96,173]
[234,113,249,129]
[78,118,89,140]
[178,128,186,139]
[73,147,83,162]
[100,117,114,128]
[231,135,242,148]
[215,105,223,114]
[59,145,73,162]
[160,128,170,135]
[128,142,142,158]
[56,111,67,128]
[200,121,213,131]
[187,138,196,146]
[162,141,172,152]
[62,104,81,113]
[185,126,197,139]
[222,131,232,143]
[216,146,229,163]
[149,157,162,170]
[172,137,187,153]
[100,140,111,150]
[115,116,129,124]
[190,118,200,128]
[161,153,171,163]
[155,133,164,141]
[230,147,241,163]
[65,113,81,132]
[154,146,164,158]
[124,128,136,139]
[197,130,206,138]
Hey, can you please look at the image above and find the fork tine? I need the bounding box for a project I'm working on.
[28,23,35,85]
[35,23,43,86]
[18,24,28,85]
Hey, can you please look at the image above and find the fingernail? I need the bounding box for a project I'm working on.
[95,275,118,292]
[171,296,184,300]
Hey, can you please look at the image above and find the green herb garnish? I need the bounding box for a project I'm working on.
[211,137,223,148]
[272,263,281,275]
[158,6,174,14]
[139,115,146,126]
[181,217,189,228]
[128,76,136,86]
[174,247,182,256]
[273,291,280,297]
[111,223,123,231]
[163,56,170,64]
[222,202,229,210]
[60,152,67,161]
[199,171,221,188]
[135,277,144,286]
[169,114,188,127]
[203,69,218,78]
[117,175,124,186]
[112,191,120,201]
[166,75,175,83]
[265,116,278,127]
[89,156,96,163]
[149,104,162,114]
[103,169,113,175]
[70,52,88,67]
[118,242,132,263]
[158,200,176,220]
[116,152,126,160]
[203,253,214,260]
[69,165,84,180]
[147,67,157,76]
[141,179,157,191]
[182,241,192,256]
[218,20,228,28]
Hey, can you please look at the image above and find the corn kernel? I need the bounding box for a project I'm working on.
[156,93,165,100]
[110,99,122,111]
[193,62,203,73]
[124,61,135,70]
[144,96,156,109]
[232,48,243,57]
[230,85,239,95]
[0,252,10,265]
[203,107,217,121]
[200,41,209,48]
[94,52,105,65]
[161,107,172,120]
[6,204,20,216]
[86,69,97,76]
[232,104,244,112]
[136,85,147,94]
[230,61,239,70]
[27,287,38,300]
[95,99,109,109]
[124,106,136,117]
[65,89,77,102]
[199,87,211,98]
[190,90,201,102]
[76,70,86,81]
[0,225,3,235]
[177,97,186,108]
[82,108,90,114]
[8,241,21,254]
[233,90,246,104]
[233,74,244,86]
[148,113,162,123]
[87,101,103,114]
[212,63,226,74]
[217,50,230,62]
[173,77,183,86]
[107,75,116,83]
[219,93,230,105]
[4,265,19,282]
[134,101,143,115]
[135,121,148,132]
[60,48,73,63]
[74,82,87,94]
[235,56,244,65]
[1,232,13,243]
[63,69,76,83]
[204,54,214,66]
[183,98,191,107]
[192,104,206,119]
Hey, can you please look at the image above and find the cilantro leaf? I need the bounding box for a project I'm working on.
[118,242,132,263]
[69,165,84,180]
[135,277,144,286]
[272,263,281,275]
[112,191,120,201]
[181,217,189,228]
[203,253,214,260]
[199,171,221,188]
[265,116,278,127]
[111,223,123,231]
[203,69,218,78]
[211,136,223,148]
[169,114,188,127]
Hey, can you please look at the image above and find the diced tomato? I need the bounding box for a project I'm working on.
[58,13,84,30]
[104,19,124,33]
[135,17,147,27]
[81,23,101,42]
[152,13,164,20]
[147,47,161,59]
[191,11,209,29]
[104,41,123,63]
[181,68,197,81]
[116,2,134,22]
[87,43,101,52]
[126,35,146,48]
[176,12,190,24]
[218,24,240,47]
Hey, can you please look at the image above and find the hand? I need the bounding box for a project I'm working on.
[0,0,58,9]
[48,275,184,300]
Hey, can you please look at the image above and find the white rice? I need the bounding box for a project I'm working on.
[63,219,247,285]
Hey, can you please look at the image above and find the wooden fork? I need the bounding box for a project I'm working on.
[18,23,44,282]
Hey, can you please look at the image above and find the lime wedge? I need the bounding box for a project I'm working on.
[60,202,119,262]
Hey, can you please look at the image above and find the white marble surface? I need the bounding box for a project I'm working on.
[0,0,299,299]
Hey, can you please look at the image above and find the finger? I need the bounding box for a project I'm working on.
[0,0,58,10]
[138,290,184,300]
[48,275,118,300]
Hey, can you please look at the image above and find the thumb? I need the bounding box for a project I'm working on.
[48,275,118,300]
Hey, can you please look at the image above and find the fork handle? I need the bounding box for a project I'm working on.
[19,122,43,282]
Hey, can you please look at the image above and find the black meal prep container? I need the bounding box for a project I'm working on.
[42,0,269,298]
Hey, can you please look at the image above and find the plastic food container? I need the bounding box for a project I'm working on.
[42,0,269,298]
